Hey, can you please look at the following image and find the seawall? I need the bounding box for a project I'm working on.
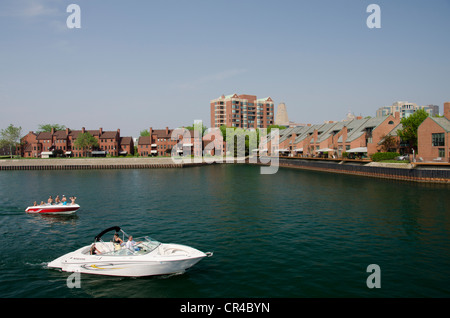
[275,157,450,184]
[0,158,204,170]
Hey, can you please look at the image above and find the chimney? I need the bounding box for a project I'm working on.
[444,102,450,120]
[166,126,169,135]
[65,128,69,135]
[394,111,400,120]
[82,127,85,133]
[51,128,55,135]
[149,127,153,137]
[117,128,120,135]
[99,127,103,135]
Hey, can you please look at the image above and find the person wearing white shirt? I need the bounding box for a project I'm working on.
[125,236,141,251]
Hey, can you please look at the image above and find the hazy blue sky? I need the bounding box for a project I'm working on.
[1,0,449,137]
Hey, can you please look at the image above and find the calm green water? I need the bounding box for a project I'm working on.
[0,164,449,298]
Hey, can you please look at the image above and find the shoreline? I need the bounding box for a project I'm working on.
[0,157,202,170]
[1,157,449,184]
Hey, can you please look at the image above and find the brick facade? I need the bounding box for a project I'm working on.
[19,127,134,158]
[417,102,450,162]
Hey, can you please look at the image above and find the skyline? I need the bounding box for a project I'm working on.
[1,0,450,137]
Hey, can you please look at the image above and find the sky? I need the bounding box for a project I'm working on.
[1,0,450,137]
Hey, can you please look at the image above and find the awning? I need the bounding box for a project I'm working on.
[65,151,72,154]
[151,150,157,153]
[91,151,106,155]
[276,149,289,152]
[119,151,128,154]
[316,148,334,152]
[41,152,53,155]
[151,144,157,147]
[183,143,193,147]
[347,147,367,153]
[294,148,303,152]
[177,149,183,152]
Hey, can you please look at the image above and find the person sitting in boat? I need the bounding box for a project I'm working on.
[125,236,142,252]
[69,196,77,205]
[47,196,53,205]
[40,201,45,206]
[61,195,67,205]
[112,233,124,250]
[90,244,102,255]
[33,201,37,206]
[55,195,60,204]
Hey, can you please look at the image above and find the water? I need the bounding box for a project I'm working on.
[0,164,449,298]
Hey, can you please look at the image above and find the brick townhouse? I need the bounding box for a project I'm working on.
[19,127,134,158]
[274,113,401,158]
[418,102,450,162]
[137,126,225,157]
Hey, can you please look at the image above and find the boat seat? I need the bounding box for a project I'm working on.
[95,242,115,254]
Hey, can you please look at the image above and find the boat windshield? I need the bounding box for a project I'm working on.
[97,236,161,256]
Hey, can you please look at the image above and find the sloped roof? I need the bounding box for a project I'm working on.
[345,116,387,142]
[36,132,52,140]
[138,136,151,145]
[151,129,174,138]
[120,137,133,145]
[429,116,450,132]
[99,131,118,139]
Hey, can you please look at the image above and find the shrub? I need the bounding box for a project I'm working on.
[371,152,400,162]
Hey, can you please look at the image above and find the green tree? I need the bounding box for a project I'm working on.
[0,124,22,158]
[379,134,399,152]
[74,132,99,156]
[140,129,150,136]
[396,109,428,150]
[185,122,208,135]
[37,124,66,133]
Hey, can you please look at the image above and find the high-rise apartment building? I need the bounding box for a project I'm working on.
[210,94,274,128]
[376,101,440,118]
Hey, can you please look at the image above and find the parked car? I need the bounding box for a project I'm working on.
[395,155,409,161]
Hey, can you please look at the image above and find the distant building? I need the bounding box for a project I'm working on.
[267,113,401,158]
[210,94,274,129]
[138,126,224,157]
[137,127,178,157]
[376,101,440,118]
[19,127,134,158]
[275,103,289,126]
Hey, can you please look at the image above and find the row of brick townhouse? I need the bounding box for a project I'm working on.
[137,127,226,157]
[19,127,134,158]
[270,113,402,158]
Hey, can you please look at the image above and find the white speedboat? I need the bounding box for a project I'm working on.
[25,203,80,214]
[47,226,212,277]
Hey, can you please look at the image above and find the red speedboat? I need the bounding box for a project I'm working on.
[25,204,80,215]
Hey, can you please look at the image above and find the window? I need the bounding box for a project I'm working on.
[438,148,445,157]
[432,133,445,146]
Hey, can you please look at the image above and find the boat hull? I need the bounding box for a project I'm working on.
[25,204,80,215]
[47,244,209,277]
